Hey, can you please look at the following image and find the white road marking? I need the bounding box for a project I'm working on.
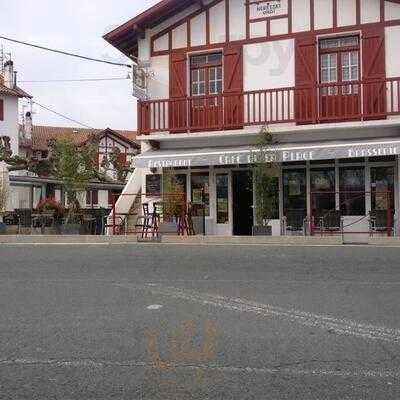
[146,304,163,310]
[115,283,400,344]
[0,358,399,379]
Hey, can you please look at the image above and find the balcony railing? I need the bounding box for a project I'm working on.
[137,78,400,135]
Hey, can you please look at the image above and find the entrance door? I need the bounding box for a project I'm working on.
[232,171,253,236]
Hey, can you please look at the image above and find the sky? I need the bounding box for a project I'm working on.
[0,0,160,131]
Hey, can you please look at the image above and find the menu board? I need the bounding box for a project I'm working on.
[146,174,161,196]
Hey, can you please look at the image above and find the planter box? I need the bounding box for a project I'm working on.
[60,224,84,235]
[252,225,272,236]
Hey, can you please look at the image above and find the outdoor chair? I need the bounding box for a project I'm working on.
[135,203,155,238]
[32,210,56,231]
[317,210,343,233]
[369,210,393,236]
[283,209,307,235]
[16,209,33,234]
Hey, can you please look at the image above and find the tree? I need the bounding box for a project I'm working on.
[253,126,280,226]
[162,169,185,220]
[51,136,98,223]
[0,166,10,223]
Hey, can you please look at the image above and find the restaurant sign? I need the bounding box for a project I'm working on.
[249,0,288,19]
[135,140,400,169]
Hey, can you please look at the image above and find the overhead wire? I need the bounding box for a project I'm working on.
[0,34,132,68]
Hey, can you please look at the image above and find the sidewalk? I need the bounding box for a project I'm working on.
[1,235,400,246]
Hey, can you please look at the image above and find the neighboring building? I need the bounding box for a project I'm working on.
[0,57,139,211]
[105,0,400,237]
[12,124,139,210]
[0,60,32,165]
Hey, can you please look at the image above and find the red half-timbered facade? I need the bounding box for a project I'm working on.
[105,0,400,238]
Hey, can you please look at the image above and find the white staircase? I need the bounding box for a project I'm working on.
[107,169,142,235]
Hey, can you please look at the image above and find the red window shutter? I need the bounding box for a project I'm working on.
[224,45,244,129]
[0,99,4,121]
[92,190,99,205]
[294,35,317,124]
[362,26,386,119]
[108,190,113,206]
[169,51,187,132]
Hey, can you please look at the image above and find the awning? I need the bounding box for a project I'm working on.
[134,138,400,169]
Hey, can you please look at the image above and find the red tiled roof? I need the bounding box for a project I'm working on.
[103,0,193,58]
[0,75,32,98]
[26,125,139,151]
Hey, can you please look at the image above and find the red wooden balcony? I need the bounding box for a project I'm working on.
[137,78,400,135]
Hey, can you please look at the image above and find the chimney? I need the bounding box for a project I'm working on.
[4,60,15,89]
[24,111,33,140]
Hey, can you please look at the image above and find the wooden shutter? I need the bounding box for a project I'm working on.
[92,190,99,205]
[224,45,244,129]
[294,35,317,124]
[169,51,187,132]
[362,26,386,119]
[0,99,4,121]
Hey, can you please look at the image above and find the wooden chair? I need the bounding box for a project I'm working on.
[135,203,154,238]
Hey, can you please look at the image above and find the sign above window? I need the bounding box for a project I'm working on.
[248,0,288,19]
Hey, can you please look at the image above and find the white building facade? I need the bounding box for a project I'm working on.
[105,0,400,237]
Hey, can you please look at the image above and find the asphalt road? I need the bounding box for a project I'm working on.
[1,243,400,399]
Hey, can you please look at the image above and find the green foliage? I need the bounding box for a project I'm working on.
[51,136,97,222]
[0,178,9,214]
[253,126,280,225]
[162,169,185,219]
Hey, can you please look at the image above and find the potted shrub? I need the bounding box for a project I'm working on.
[253,127,280,236]
[36,198,65,233]
[160,169,185,235]
[51,136,97,235]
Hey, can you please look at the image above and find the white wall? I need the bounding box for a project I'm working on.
[385,26,400,113]
[147,55,170,100]
[229,0,246,41]
[292,0,311,32]
[210,1,226,44]
[360,0,380,24]
[244,39,295,91]
[337,0,357,27]
[0,95,19,157]
[385,0,400,21]
[314,0,333,30]
[244,39,295,123]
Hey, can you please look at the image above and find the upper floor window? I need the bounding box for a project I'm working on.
[319,36,360,95]
[190,53,223,104]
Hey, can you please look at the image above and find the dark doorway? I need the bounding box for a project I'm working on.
[232,170,253,236]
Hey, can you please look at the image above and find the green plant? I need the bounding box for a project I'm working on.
[162,169,185,220]
[51,136,97,223]
[253,126,280,226]
[0,173,9,223]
